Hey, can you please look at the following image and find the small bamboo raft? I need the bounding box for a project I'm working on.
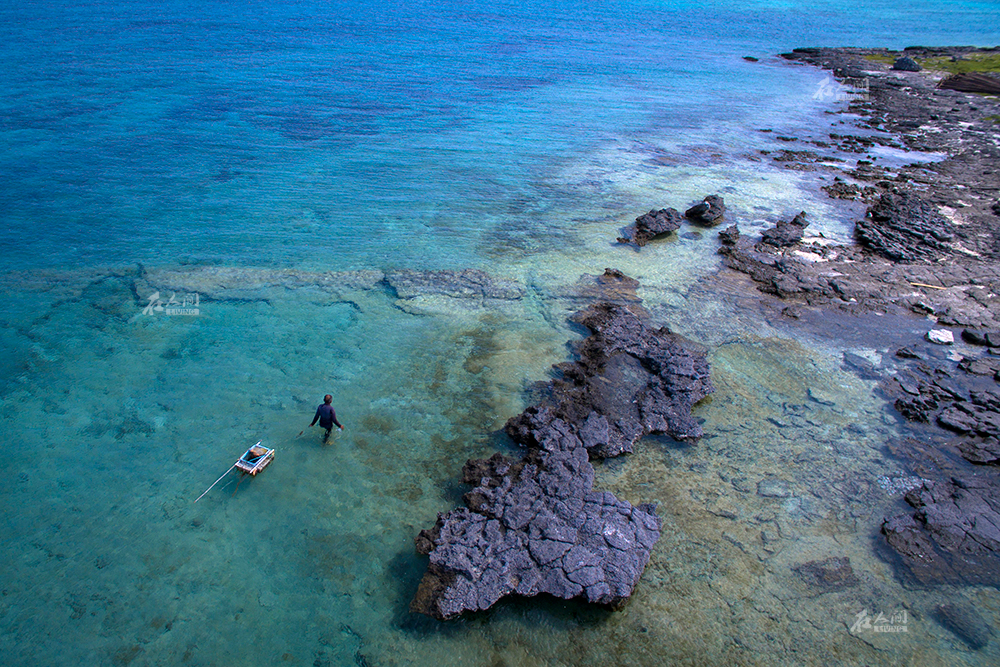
[195,441,275,502]
[236,443,275,476]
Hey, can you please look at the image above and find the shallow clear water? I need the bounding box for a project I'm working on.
[3,1,1000,665]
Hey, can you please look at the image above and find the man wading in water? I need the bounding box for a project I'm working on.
[308,394,344,443]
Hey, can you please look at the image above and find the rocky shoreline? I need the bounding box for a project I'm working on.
[713,48,1000,589]
[407,46,1000,619]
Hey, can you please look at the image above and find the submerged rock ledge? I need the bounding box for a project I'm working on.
[410,272,713,619]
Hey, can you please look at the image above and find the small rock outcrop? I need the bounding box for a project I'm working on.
[961,329,1000,347]
[892,56,921,72]
[760,211,809,247]
[855,192,954,262]
[718,224,740,247]
[411,279,713,619]
[684,195,726,225]
[616,208,684,247]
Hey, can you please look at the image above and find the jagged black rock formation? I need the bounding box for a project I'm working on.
[616,208,684,247]
[410,282,713,620]
[718,224,740,247]
[760,211,809,247]
[855,192,954,262]
[684,194,726,225]
[510,301,714,457]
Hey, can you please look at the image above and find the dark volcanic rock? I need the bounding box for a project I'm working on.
[617,208,684,247]
[892,56,921,72]
[505,303,714,456]
[936,390,1000,438]
[822,180,862,200]
[882,476,1000,587]
[718,224,740,247]
[546,301,715,452]
[411,284,713,619]
[411,439,661,619]
[760,211,809,247]
[855,192,954,262]
[684,195,726,225]
[957,438,1000,466]
[962,329,1000,347]
[938,72,1000,95]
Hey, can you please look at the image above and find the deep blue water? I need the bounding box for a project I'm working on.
[2,0,996,271]
[2,2,1000,666]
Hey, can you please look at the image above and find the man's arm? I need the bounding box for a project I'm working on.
[309,406,321,426]
[331,409,343,430]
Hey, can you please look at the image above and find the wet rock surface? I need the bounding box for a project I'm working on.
[882,476,1000,587]
[616,208,683,247]
[411,273,713,619]
[760,211,809,248]
[855,192,954,262]
[873,328,1000,585]
[684,194,726,225]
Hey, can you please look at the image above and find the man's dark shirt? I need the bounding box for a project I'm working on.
[314,404,342,430]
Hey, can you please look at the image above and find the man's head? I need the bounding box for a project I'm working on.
[324,394,333,405]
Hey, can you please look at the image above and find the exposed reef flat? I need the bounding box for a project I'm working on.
[723,47,1000,588]
[410,270,713,619]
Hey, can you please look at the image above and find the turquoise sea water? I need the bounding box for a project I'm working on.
[3,1,1000,665]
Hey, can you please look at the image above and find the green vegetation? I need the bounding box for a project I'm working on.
[987,114,1000,124]
[920,52,1000,74]
[864,51,1000,74]
[862,53,896,66]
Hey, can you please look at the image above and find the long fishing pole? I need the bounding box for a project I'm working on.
[195,461,239,503]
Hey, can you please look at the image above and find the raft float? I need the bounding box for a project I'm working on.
[195,441,275,502]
